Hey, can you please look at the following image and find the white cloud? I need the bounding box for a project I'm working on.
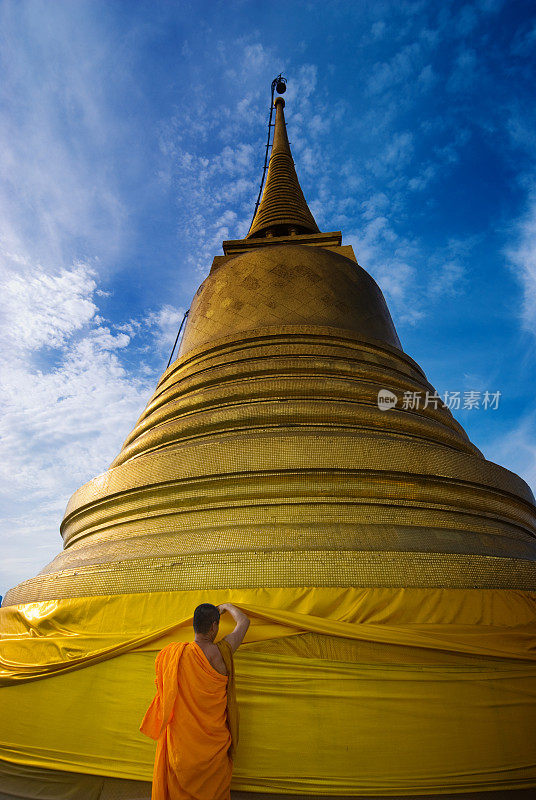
[417,64,436,90]
[408,164,437,191]
[0,250,186,593]
[0,2,130,269]
[446,48,478,93]
[0,252,98,351]
[372,131,414,175]
[483,411,536,498]
[506,193,536,335]
[146,304,188,353]
[243,43,272,73]
[455,5,478,36]
[346,213,421,326]
[156,41,288,270]
[371,20,386,40]
[475,0,504,13]
[428,260,465,298]
[367,42,424,96]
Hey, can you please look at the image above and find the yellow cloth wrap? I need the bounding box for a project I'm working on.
[1,586,536,796]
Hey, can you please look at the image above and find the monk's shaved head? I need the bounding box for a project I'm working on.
[193,603,220,634]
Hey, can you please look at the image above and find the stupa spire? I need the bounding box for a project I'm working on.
[247,96,320,238]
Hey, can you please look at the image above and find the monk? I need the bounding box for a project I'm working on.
[140,602,250,800]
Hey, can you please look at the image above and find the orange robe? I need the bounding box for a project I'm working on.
[140,641,237,800]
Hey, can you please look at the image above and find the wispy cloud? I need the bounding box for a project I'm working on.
[0,246,186,591]
[483,410,536,497]
[506,193,536,335]
[0,252,99,350]
[0,1,132,268]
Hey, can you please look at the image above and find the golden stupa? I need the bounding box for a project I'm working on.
[1,91,536,800]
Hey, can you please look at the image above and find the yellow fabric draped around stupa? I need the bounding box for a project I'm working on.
[1,95,536,800]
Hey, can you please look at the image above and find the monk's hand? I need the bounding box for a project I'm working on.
[220,604,250,653]
[217,604,227,615]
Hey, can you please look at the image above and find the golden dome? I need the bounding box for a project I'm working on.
[179,243,401,356]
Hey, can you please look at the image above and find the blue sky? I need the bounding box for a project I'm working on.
[1,0,535,595]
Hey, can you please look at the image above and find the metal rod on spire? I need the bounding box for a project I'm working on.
[166,309,189,370]
[250,74,287,225]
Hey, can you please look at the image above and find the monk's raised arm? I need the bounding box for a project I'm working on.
[218,603,250,653]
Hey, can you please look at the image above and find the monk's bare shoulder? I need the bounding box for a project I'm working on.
[197,642,228,676]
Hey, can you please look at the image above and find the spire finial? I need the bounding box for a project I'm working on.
[247,82,320,239]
